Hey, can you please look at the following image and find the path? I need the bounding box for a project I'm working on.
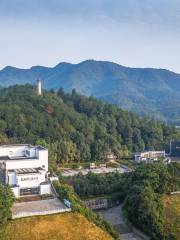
[98,205,147,240]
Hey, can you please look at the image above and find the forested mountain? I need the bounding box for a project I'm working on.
[1,60,180,124]
[0,85,179,169]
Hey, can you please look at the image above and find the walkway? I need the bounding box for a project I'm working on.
[98,205,148,240]
[12,198,71,219]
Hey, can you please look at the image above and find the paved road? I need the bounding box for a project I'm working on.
[98,205,144,240]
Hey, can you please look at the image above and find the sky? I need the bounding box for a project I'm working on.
[0,0,180,73]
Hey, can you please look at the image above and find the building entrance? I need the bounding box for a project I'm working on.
[20,187,40,196]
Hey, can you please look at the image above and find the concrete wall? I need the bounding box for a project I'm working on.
[8,172,17,185]
[11,186,19,197]
[12,208,71,219]
[0,145,29,157]
[17,172,46,188]
[85,199,108,209]
[40,183,51,195]
[85,198,121,210]
[37,149,48,171]
[5,156,47,171]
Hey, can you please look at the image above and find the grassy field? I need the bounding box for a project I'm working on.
[0,212,112,240]
[163,194,180,239]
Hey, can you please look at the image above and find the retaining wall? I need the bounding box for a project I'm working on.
[12,208,71,219]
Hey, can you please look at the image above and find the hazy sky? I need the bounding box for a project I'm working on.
[0,0,180,72]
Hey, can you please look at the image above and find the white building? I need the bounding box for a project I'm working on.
[134,150,165,163]
[0,144,51,197]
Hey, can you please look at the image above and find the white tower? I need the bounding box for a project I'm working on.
[37,79,42,96]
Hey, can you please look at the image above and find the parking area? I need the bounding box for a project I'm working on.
[12,197,71,219]
[61,167,129,177]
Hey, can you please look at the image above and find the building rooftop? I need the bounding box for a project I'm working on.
[0,144,46,150]
[0,144,47,161]
[0,144,33,148]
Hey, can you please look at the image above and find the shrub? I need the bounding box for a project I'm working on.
[0,184,14,225]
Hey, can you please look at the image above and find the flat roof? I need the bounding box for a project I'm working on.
[0,144,33,148]
[0,144,47,150]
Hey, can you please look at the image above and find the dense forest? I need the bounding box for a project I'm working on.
[0,84,180,169]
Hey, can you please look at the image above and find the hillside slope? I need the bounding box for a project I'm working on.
[0,85,179,168]
[0,212,112,240]
[1,60,180,123]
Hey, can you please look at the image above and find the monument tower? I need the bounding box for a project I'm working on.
[37,79,42,96]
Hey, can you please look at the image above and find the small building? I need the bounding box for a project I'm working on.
[170,140,180,157]
[134,150,165,163]
[105,150,117,163]
[89,163,96,169]
[0,144,51,197]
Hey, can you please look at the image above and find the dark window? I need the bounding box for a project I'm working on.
[20,187,40,196]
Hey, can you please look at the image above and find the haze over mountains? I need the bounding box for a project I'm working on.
[1,60,180,124]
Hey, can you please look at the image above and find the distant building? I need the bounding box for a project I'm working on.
[105,150,117,163]
[134,150,165,163]
[89,163,96,169]
[170,140,180,157]
[0,144,51,197]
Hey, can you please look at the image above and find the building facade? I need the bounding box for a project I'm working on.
[0,144,51,197]
[170,140,180,157]
[134,150,165,163]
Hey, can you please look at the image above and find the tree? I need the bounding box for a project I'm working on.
[124,185,164,240]
[0,184,14,225]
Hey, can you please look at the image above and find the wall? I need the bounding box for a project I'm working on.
[5,159,41,170]
[0,145,29,157]
[8,172,17,185]
[40,183,51,195]
[12,208,71,219]
[11,186,19,197]
[37,149,48,171]
[16,172,46,188]
[85,198,121,210]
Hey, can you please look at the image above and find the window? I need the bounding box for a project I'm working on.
[25,150,30,156]
[20,187,40,196]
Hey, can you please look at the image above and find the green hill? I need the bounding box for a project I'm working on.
[1,60,180,124]
[0,85,179,169]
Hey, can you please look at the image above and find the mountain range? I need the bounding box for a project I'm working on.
[0,60,180,124]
